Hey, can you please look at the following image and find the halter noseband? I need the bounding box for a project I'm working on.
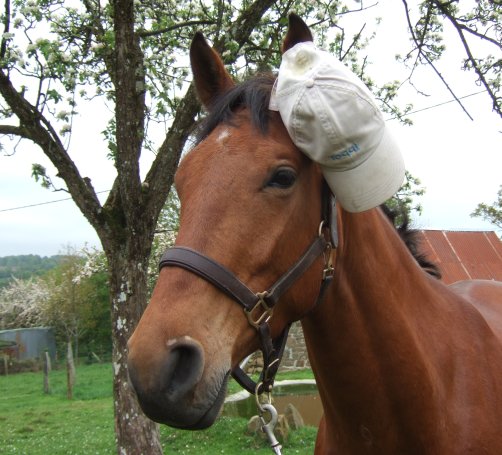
[158,191,336,395]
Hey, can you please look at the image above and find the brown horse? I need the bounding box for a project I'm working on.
[128,15,502,454]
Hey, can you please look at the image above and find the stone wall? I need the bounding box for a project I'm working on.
[244,321,310,374]
[280,321,310,371]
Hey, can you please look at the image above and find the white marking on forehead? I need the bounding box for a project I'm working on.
[217,128,230,143]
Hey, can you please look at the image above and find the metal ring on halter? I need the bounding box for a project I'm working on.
[318,220,326,237]
[255,381,272,412]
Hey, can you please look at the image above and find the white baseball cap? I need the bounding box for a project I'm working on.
[269,42,405,213]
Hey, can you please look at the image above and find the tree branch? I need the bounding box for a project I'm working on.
[401,0,473,120]
[338,1,378,16]
[216,0,277,56]
[82,0,117,87]
[0,124,25,137]
[431,0,501,118]
[0,69,104,230]
[137,20,216,38]
[433,1,501,50]
[340,23,366,62]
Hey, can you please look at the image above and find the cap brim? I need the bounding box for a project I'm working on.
[322,127,405,213]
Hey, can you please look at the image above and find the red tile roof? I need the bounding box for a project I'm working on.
[417,230,502,284]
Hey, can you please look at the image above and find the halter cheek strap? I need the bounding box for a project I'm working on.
[158,234,331,394]
[158,185,336,395]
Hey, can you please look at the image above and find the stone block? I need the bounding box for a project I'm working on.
[284,403,305,430]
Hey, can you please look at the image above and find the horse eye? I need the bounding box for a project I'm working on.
[267,168,297,189]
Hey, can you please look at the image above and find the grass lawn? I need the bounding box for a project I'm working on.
[0,362,317,454]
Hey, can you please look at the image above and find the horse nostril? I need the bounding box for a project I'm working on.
[127,336,206,424]
[163,337,204,401]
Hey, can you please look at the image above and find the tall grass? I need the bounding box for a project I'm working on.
[0,362,317,454]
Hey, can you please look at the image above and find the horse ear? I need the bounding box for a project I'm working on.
[190,32,235,109]
[282,13,314,53]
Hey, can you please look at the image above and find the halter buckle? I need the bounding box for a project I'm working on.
[323,242,335,280]
[245,291,273,330]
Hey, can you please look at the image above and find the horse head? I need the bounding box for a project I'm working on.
[127,15,327,429]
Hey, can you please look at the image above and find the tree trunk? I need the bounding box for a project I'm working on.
[107,0,162,449]
[107,247,162,455]
[66,340,75,400]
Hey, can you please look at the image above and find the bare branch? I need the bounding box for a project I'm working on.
[0,69,104,229]
[431,0,502,118]
[401,0,474,120]
[338,1,379,16]
[340,23,366,62]
[458,23,502,49]
[0,124,25,137]
[433,1,501,50]
[137,20,216,38]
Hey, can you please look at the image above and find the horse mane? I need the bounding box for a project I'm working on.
[380,204,441,279]
[195,72,441,279]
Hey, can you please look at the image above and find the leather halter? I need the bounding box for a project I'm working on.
[158,188,335,395]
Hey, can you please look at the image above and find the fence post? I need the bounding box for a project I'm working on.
[43,350,51,394]
[3,354,7,376]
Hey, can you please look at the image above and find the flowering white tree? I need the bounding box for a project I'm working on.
[43,254,89,344]
[73,244,108,284]
[0,276,49,329]
[0,245,108,343]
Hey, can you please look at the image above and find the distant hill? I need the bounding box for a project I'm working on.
[0,255,64,288]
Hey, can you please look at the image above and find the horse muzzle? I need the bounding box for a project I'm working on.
[127,336,228,429]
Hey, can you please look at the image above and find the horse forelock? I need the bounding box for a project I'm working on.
[195,73,276,145]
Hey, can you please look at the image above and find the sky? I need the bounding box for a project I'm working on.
[0,2,501,257]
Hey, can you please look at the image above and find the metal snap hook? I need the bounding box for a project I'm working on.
[259,403,282,455]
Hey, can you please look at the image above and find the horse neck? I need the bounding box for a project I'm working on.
[301,207,445,449]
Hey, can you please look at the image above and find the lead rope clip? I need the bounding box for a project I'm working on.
[256,383,283,454]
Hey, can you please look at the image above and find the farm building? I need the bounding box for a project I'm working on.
[416,230,502,284]
[0,327,56,362]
